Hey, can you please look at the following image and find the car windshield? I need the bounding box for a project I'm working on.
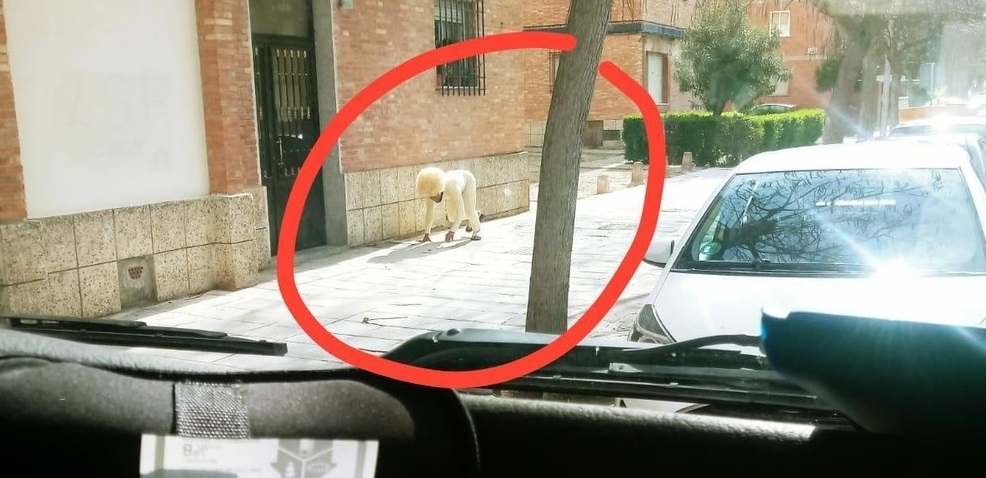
[675,168,986,274]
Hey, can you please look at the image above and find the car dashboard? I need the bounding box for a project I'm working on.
[0,325,982,477]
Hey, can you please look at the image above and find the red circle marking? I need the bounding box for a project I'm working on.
[276,31,667,389]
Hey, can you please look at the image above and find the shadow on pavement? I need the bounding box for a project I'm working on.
[366,239,473,264]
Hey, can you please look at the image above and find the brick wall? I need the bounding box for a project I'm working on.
[0,1,26,221]
[524,33,648,148]
[0,0,267,320]
[195,0,262,194]
[747,0,836,109]
[773,59,834,109]
[641,0,696,27]
[523,0,643,26]
[525,33,644,123]
[522,0,701,148]
[331,0,526,174]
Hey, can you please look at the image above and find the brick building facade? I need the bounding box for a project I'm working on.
[523,0,701,149]
[1,0,269,319]
[0,4,24,223]
[332,0,528,248]
[746,0,837,109]
[0,0,527,319]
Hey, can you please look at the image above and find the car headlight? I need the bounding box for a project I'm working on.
[628,304,674,344]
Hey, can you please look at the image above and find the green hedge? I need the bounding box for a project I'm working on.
[622,108,826,167]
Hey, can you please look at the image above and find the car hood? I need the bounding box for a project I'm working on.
[654,271,986,342]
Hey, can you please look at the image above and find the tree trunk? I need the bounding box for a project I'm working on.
[526,0,613,334]
[887,67,901,133]
[822,17,881,144]
[858,40,880,139]
[710,80,727,117]
[711,102,725,117]
[888,62,903,131]
[877,56,891,135]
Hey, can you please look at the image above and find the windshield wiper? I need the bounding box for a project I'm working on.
[383,328,828,411]
[682,260,875,274]
[0,313,288,356]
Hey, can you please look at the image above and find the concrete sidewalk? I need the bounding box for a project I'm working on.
[526,148,686,202]
[114,167,732,371]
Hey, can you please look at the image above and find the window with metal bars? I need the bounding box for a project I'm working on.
[434,0,486,96]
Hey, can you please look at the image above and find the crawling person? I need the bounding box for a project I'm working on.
[415,166,483,243]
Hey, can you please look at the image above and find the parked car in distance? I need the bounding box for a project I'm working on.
[628,141,986,346]
[745,103,798,116]
[969,93,986,116]
[882,133,986,191]
[889,115,986,142]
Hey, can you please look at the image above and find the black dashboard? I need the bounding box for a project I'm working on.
[0,327,980,477]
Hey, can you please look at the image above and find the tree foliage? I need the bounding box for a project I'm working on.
[674,1,790,117]
[815,53,863,93]
[937,19,986,92]
[809,0,986,140]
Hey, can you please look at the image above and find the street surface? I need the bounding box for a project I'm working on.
[113,165,732,371]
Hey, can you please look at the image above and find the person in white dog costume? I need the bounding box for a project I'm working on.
[415,166,483,243]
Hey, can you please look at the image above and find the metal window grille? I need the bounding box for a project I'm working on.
[434,0,486,96]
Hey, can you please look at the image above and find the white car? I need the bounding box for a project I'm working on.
[882,133,986,193]
[889,115,986,142]
[629,140,986,345]
[620,140,986,411]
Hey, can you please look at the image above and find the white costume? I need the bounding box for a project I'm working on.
[419,168,481,237]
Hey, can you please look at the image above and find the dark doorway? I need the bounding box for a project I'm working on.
[252,35,328,254]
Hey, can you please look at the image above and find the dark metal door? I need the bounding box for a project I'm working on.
[253,34,328,255]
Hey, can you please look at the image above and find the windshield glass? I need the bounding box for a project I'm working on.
[674,168,986,274]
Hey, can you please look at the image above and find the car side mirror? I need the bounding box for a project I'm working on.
[643,238,674,267]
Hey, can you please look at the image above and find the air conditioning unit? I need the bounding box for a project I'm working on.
[807,47,819,55]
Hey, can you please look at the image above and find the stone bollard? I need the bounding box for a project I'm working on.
[682,151,694,172]
[597,175,611,194]
[630,162,644,187]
